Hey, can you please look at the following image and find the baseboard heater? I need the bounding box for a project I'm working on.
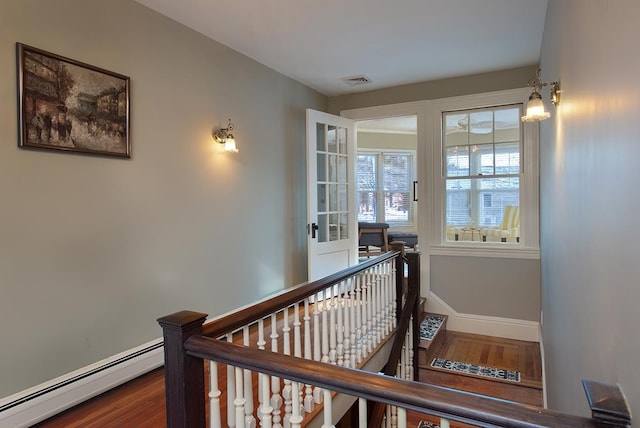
[0,338,164,428]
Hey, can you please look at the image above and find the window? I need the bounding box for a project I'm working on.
[357,151,415,227]
[443,104,524,244]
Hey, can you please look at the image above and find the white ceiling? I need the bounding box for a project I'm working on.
[135,0,549,97]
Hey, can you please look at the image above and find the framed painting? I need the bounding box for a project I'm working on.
[17,43,130,158]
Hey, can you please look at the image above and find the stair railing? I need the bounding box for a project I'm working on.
[158,248,631,428]
[159,248,413,428]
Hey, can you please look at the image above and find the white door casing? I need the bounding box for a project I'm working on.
[306,109,357,281]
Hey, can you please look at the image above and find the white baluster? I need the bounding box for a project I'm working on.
[294,302,302,358]
[347,277,356,368]
[336,284,344,366]
[270,313,283,428]
[375,265,383,346]
[303,299,315,413]
[370,267,377,351]
[235,366,246,428]
[384,262,392,337]
[293,303,304,417]
[260,372,273,428]
[313,292,324,405]
[440,417,451,428]
[257,319,266,423]
[321,291,329,363]
[329,286,337,365]
[282,307,292,428]
[397,407,407,428]
[406,322,412,379]
[313,292,321,363]
[342,280,350,368]
[358,397,367,427]
[400,337,406,380]
[355,275,363,365]
[321,389,333,428]
[243,326,256,428]
[379,264,386,341]
[388,404,395,428]
[369,267,376,349]
[391,260,398,329]
[290,381,303,428]
[209,361,221,428]
[227,334,236,427]
[380,262,387,339]
[381,262,388,337]
[365,271,373,355]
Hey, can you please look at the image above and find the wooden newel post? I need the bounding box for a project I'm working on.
[158,310,208,428]
[406,251,421,381]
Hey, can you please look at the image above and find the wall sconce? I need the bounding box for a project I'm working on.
[521,68,560,122]
[212,118,239,153]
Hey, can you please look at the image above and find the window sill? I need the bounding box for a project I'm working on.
[429,243,540,259]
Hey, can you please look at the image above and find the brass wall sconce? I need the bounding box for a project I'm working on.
[212,118,238,153]
[521,68,560,122]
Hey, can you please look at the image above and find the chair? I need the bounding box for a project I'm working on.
[358,222,389,257]
[387,231,418,250]
[482,205,520,243]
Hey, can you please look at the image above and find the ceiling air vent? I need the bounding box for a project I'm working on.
[342,75,372,86]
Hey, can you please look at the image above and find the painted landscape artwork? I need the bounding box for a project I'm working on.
[18,43,130,157]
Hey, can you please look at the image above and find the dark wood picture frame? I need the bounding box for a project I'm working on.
[17,43,130,158]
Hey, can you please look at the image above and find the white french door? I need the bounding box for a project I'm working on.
[306,109,357,281]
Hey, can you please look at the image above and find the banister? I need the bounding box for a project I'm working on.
[582,379,631,426]
[157,310,207,428]
[158,253,631,428]
[369,251,420,427]
[202,251,401,338]
[185,337,602,428]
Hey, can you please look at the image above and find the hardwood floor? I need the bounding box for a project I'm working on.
[33,367,167,428]
[406,331,543,428]
[420,331,543,404]
[35,332,542,428]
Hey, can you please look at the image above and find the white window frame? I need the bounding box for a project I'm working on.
[428,88,540,259]
[356,149,417,229]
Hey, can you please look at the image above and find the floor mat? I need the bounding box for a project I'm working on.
[419,315,445,340]
[430,358,521,382]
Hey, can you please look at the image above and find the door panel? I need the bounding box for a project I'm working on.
[307,109,356,281]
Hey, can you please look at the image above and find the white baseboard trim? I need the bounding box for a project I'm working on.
[0,338,164,428]
[425,292,540,342]
[539,325,548,408]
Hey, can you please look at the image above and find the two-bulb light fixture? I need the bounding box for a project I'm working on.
[212,118,239,153]
[521,68,560,122]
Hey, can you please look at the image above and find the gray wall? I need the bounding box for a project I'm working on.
[431,256,540,321]
[329,65,538,114]
[539,0,640,417]
[0,0,325,398]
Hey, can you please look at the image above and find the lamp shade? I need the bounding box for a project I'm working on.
[224,134,238,153]
[521,90,550,122]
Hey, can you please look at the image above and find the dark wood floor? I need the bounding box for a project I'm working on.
[35,331,542,428]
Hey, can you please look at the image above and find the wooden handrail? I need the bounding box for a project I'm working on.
[369,252,420,427]
[185,337,602,428]
[202,251,401,338]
